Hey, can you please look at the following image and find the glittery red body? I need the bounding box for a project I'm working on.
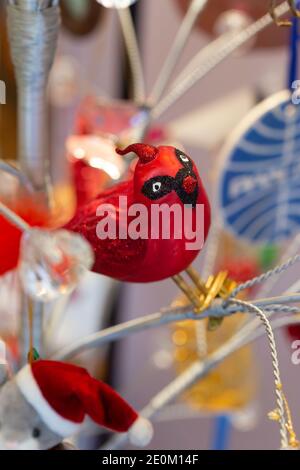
[0,216,22,275]
[0,200,50,276]
[286,325,300,342]
[67,145,211,283]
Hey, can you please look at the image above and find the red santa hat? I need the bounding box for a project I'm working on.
[15,360,153,447]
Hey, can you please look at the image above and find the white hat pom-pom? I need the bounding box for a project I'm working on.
[128,417,153,447]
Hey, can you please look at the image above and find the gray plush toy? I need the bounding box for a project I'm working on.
[0,360,152,450]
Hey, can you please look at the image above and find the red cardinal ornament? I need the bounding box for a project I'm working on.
[67,143,211,282]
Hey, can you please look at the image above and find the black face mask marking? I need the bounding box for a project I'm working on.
[174,168,199,207]
[141,149,199,207]
[175,148,193,171]
[141,175,176,201]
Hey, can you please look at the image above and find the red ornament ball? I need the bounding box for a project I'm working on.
[0,198,55,276]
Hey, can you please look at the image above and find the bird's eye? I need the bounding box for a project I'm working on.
[142,175,175,200]
[179,154,189,163]
[152,182,162,193]
[32,428,41,439]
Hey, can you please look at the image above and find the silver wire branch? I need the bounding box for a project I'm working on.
[151,1,290,119]
[0,201,30,232]
[6,0,60,190]
[53,305,194,360]
[99,299,292,450]
[228,258,300,335]
[51,307,299,431]
[50,303,245,360]
[253,293,300,307]
[262,304,300,313]
[148,0,208,106]
[117,7,146,103]
[53,291,300,362]
[100,316,300,450]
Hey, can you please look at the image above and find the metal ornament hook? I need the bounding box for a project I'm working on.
[172,267,237,331]
[270,0,292,26]
[289,0,300,18]
[270,1,300,27]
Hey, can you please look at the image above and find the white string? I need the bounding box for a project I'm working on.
[52,291,300,362]
[229,299,288,449]
[151,1,290,119]
[117,7,146,103]
[247,314,300,345]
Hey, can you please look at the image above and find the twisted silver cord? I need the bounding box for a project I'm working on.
[227,254,300,300]
[263,304,300,313]
[229,299,288,449]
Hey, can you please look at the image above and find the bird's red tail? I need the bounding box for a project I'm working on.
[116,143,158,164]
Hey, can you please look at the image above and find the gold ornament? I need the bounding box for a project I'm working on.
[171,296,257,413]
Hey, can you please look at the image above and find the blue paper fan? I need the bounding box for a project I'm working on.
[219,90,300,244]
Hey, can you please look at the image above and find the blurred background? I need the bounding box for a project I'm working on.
[0,0,299,450]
